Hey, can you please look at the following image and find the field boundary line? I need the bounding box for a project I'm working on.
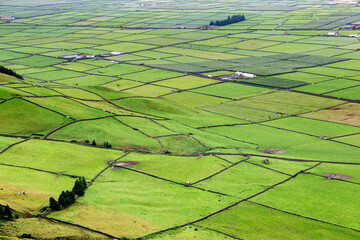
[0,139,29,155]
[247,200,360,232]
[87,152,130,188]
[140,163,321,239]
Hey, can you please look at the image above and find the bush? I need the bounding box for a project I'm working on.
[49,197,61,211]
[4,205,12,220]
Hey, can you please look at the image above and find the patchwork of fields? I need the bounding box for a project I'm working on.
[0,0,359,239]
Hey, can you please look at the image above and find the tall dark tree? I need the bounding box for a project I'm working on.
[72,179,85,196]
[58,191,69,208]
[49,197,61,211]
[0,205,4,218]
[66,190,75,204]
[4,205,12,220]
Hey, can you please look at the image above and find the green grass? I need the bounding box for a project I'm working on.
[49,117,163,152]
[231,91,344,115]
[119,153,231,183]
[164,91,226,108]
[0,164,75,214]
[50,169,236,238]
[0,98,72,136]
[326,86,360,101]
[195,161,288,198]
[0,139,122,178]
[336,134,360,147]
[0,136,23,152]
[8,55,63,67]
[144,225,234,239]
[197,201,360,240]
[200,102,281,122]
[294,79,359,94]
[263,116,360,138]
[113,97,246,127]
[253,174,360,229]
[0,218,107,239]
[118,116,174,136]
[205,124,320,150]
[26,69,85,81]
[25,96,111,120]
[86,63,148,77]
[155,75,219,90]
[191,82,270,99]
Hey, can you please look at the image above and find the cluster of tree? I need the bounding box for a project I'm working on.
[84,139,112,149]
[49,177,87,211]
[0,204,13,220]
[0,65,23,79]
[209,15,246,26]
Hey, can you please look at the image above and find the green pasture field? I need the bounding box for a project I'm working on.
[261,42,326,53]
[223,39,281,50]
[336,134,360,147]
[164,91,226,108]
[51,87,104,100]
[119,153,231,183]
[326,60,360,71]
[95,42,156,52]
[157,119,255,150]
[8,55,63,68]
[195,161,288,198]
[55,62,98,72]
[156,46,241,60]
[123,84,174,97]
[50,169,237,238]
[25,96,111,120]
[49,117,163,152]
[118,116,174,136]
[200,103,281,122]
[326,86,360,100]
[100,79,143,91]
[263,116,360,138]
[0,164,75,214]
[122,68,184,83]
[145,225,234,239]
[197,201,360,240]
[246,157,315,175]
[309,163,360,184]
[231,91,344,115]
[0,98,72,136]
[0,86,28,99]
[113,97,247,127]
[191,82,271,99]
[155,75,219,90]
[26,69,85,81]
[205,124,320,150]
[299,66,360,78]
[294,79,359,94]
[0,139,123,178]
[274,140,360,163]
[56,74,118,86]
[86,63,149,77]
[253,174,359,229]
[0,218,107,239]
[0,49,28,61]
[0,136,23,151]
[275,71,333,83]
